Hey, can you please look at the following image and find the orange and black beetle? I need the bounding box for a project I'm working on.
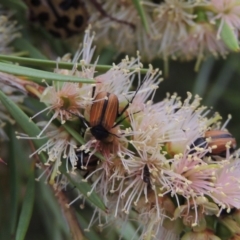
[88,78,147,142]
[24,0,89,38]
[190,130,237,158]
[205,130,237,156]
[89,91,119,141]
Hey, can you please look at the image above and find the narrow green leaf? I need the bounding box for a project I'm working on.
[0,90,46,160]
[12,38,48,59]
[192,57,214,96]
[118,221,139,240]
[0,55,149,74]
[76,212,103,240]
[0,62,95,83]
[1,0,27,10]
[65,173,106,212]
[62,123,85,145]
[36,180,71,239]
[15,169,35,240]
[132,0,149,33]
[205,59,234,106]
[9,127,20,235]
[220,22,239,51]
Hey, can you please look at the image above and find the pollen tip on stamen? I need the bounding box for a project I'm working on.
[87,192,91,196]
[84,229,90,232]
[80,204,84,209]
[65,204,70,208]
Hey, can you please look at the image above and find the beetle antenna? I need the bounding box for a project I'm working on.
[118,75,149,118]
[109,131,120,138]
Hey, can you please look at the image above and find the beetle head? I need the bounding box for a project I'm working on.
[90,124,110,141]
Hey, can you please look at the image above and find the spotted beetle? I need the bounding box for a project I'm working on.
[24,0,89,38]
[24,0,134,38]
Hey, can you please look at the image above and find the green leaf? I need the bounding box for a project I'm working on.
[9,127,20,235]
[0,90,47,161]
[15,169,35,240]
[192,57,214,96]
[36,179,71,239]
[205,58,234,106]
[12,38,48,59]
[117,219,139,240]
[0,62,95,83]
[65,173,106,212]
[132,0,149,33]
[0,55,149,74]
[220,22,239,51]
[1,0,27,10]
[76,212,102,240]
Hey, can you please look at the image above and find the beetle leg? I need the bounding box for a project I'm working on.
[117,76,149,119]
[91,85,96,99]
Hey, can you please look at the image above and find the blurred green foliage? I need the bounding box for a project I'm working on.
[1,0,240,239]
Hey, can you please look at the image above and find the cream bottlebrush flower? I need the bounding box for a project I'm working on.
[152,0,198,59]
[37,81,92,130]
[65,66,162,232]
[209,0,240,39]
[0,5,21,53]
[32,29,96,137]
[113,93,215,223]
[211,159,240,212]
[129,92,219,158]
[119,92,234,230]
[175,22,228,61]
[81,59,161,159]
[160,153,218,224]
[85,0,159,60]
[19,123,79,185]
